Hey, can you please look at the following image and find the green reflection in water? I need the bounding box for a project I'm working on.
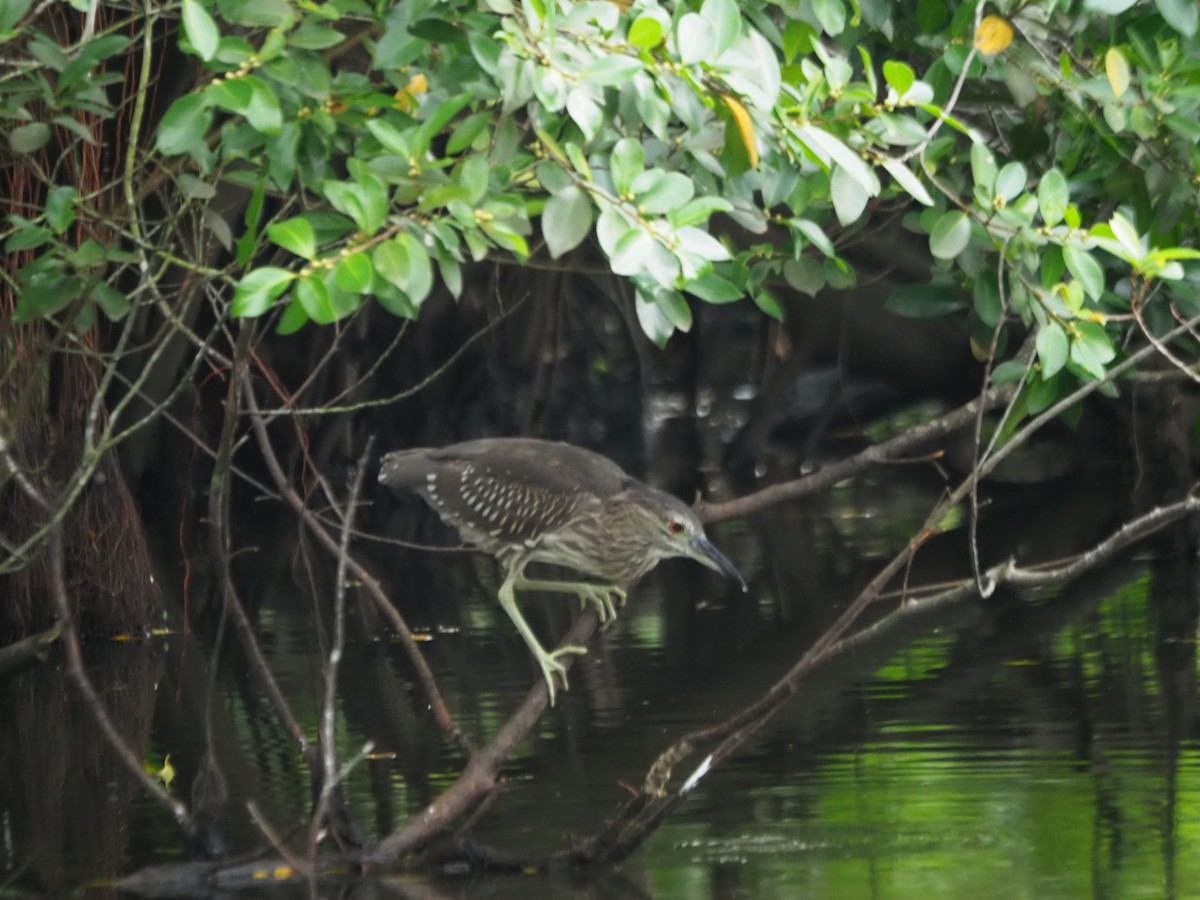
[629,568,1195,899]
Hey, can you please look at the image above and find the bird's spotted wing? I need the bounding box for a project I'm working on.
[381,439,632,548]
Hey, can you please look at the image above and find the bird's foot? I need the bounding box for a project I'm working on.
[575,585,626,629]
[538,644,587,705]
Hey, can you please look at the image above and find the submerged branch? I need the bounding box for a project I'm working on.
[699,311,1200,524]
[48,526,192,828]
[0,620,62,678]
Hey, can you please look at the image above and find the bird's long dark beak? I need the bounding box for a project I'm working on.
[691,535,747,592]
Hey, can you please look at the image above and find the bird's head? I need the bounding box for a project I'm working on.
[625,486,747,590]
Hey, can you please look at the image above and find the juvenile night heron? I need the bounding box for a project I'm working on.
[379,438,745,704]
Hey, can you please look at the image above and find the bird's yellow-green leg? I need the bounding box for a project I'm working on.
[498,571,586,705]
[515,575,626,628]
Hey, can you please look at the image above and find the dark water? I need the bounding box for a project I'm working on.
[1,448,1197,898]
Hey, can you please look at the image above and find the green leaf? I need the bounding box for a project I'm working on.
[635,290,675,346]
[782,20,816,62]
[178,174,215,199]
[700,0,740,55]
[1156,0,1198,35]
[207,77,252,113]
[398,232,433,305]
[628,15,664,48]
[753,289,784,320]
[581,55,642,86]
[44,186,77,234]
[994,162,1027,202]
[1063,244,1104,300]
[1102,103,1126,133]
[373,239,410,290]
[632,170,694,215]
[236,176,265,266]
[1075,321,1115,363]
[296,276,334,324]
[881,157,934,206]
[990,359,1028,384]
[536,160,573,197]
[267,218,317,259]
[542,185,593,259]
[790,218,836,257]
[276,296,310,334]
[609,228,657,277]
[1026,372,1058,414]
[408,17,465,44]
[374,280,418,319]
[0,0,33,29]
[970,142,996,192]
[447,112,490,155]
[1036,322,1068,378]
[435,247,462,299]
[1108,212,1144,261]
[656,289,693,332]
[610,138,644,197]
[929,210,971,260]
[796,126,880,196]
[811,0,846,35]
[973,272,1002,326]
[413,94,471,157]
[830,166,868,225]
[882,60,915,96]
[374,234,433,305]
[289,23,344,49]
[566,89,602,142]
[324,179,385,234]
[9,122,50,154]
[1069,324,1113,381]
[243,75,282,135]
[565,142,592,180]
[333,252,374,294]
[684,273,742,304]
[1037,169,1068,227]
[885,284,966,317]
[90,283,130,320]
[219,0,294,27]
[676,13,717,65]
[366,118,412,156]
[782,258,826,295]
[917,0,947,32]
[182,0,220,61]
[231,267,295,317]
[676,226,729,262]
[459,154,490,204]
[669,197,732,228]
[5,225,53,252]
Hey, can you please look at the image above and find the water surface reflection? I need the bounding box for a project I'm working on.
[1,465,1195,899]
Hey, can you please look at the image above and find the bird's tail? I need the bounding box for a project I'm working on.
[377,449,433,487]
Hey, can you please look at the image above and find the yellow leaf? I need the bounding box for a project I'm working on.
[1105,47,1130,99]
[145,754,176,787]
[393,72,429,112]
[719,93,758,169]
[973,16,1013,56]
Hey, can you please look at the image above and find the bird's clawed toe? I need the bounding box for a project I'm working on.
[538,644,588,705]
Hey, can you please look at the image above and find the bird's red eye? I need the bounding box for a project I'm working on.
[668,520,685,535]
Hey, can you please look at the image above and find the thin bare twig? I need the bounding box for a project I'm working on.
[239,373,469,751]
[309,438,375,862]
